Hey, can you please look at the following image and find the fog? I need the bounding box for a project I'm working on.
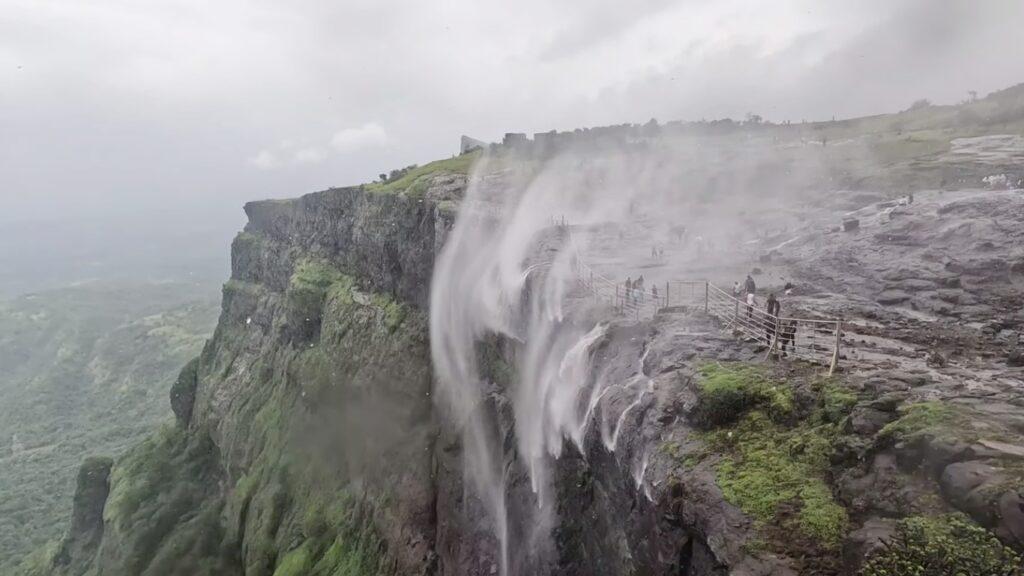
[3,0,1024,295]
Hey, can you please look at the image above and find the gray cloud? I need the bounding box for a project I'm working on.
[1,0,1022,292]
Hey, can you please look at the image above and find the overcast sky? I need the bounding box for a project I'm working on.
[2,0,1024,288]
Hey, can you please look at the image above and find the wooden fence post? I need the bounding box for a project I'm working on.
[704,281,709,313]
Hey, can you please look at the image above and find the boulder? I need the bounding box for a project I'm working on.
[842,518,896,574]
[939,460,1024,546]
[846,406,896,436]
[876,289,911,305]
[995,491,1024,547]
[940,460,996,506]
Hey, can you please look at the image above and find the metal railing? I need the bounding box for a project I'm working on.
[573,267,842,373]
[547,213,842,372]
[575,259,665,320]
[704,283,841,374]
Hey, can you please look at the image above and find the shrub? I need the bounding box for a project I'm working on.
[861,514,1022,575]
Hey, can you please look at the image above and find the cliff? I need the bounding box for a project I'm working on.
[24,143,1024,575]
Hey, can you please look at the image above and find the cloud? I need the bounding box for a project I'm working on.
[248,150,281,170]
[247,126,387,170]
[4,0,1024,288]
[292,146,327,164]
[330,123,391,153]
[247,143,327,170]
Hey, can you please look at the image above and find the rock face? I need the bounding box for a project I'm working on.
[38,186,445,576]
[53,457,112,575]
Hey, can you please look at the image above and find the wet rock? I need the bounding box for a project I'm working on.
[862,377,910,395]
[875,232,915,244]
[868,391,910,411]
[876,289,911,305]
[940,460,996,504]
[842,518,896,575]
[837,453,918,517]
[936,289,964,304]
[945,257,1008,277]
[170,358,200,426]
[54,456,113,571]
[936,460,1024,542]
[889,279,936,292]
[995,490,1024,547]
[976,439,1024,459]
[888,372,931,388]
[846,406,896,436]
[926,351,947,368]
[842,218,860,232]
[1008,348,1024,367]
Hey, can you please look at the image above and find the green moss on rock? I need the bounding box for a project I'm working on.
[878,401,972,443]
[690,363,861,553]
[286,260,351,342]
[861,513,1022,576]
[272,543,313,576]
[99,423,234,575]
[708,411,848,548]
[365,151,479,198]
[694,363,793,427]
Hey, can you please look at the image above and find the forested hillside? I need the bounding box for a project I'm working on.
[0,283,219,571]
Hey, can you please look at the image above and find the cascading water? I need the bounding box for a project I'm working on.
[429,145,719,574]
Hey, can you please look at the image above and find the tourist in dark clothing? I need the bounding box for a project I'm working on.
[765,293,780,344]
[780,320,797,356]
[744,274,756,295]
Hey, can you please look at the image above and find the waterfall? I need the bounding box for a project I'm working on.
[429,147,672,574]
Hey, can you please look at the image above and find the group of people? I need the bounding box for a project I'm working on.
[623,275,658,304]
[732,274,797,356]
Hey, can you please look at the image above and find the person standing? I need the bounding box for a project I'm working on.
[765,293,780,344]
[744,274,756,296]
[746,291,755,320]
[780,320,797,356]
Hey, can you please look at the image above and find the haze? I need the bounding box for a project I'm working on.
[3,0,1023,294]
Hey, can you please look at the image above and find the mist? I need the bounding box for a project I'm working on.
[429,129,847,572]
